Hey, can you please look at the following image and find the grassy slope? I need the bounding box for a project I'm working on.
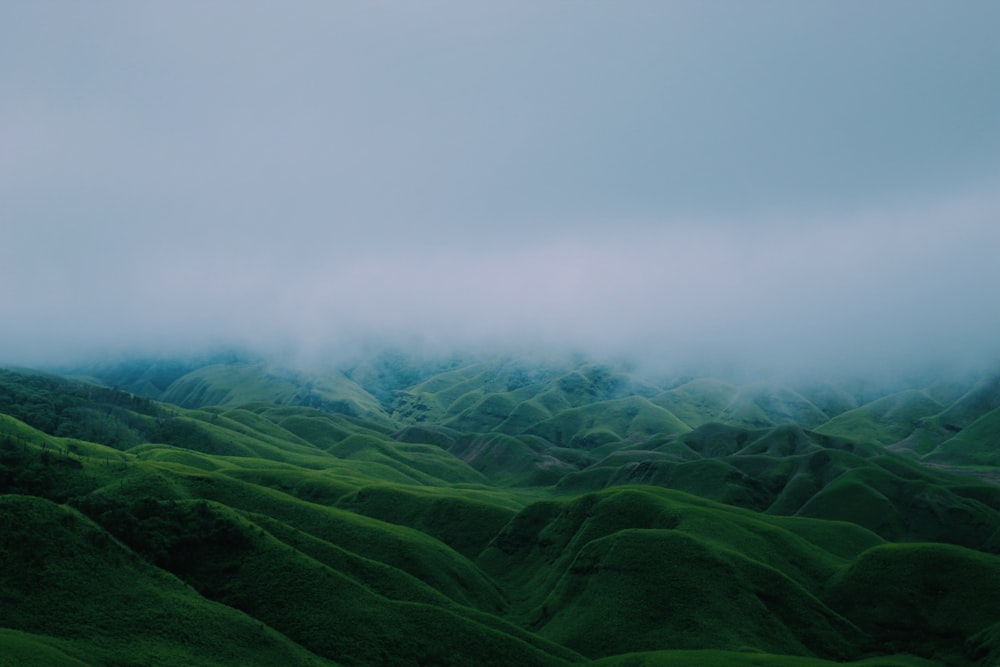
[590,650,939,666]
[815,390,944,446]
[650,378,741,428]
[545,419,1000,552]
[826,542,1000,664]
[924,406,1000,466]
[720,383,831,430]
[160,362,393,428]
[525,396,692,449]
[83,496,575,667]
[0,628,94,667]
[4,361,1000,666]
[0,495,335,667]
[0,417,578,665]
[479,486,886,660]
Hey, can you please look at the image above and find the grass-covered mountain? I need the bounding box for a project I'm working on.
[2,352,999,666]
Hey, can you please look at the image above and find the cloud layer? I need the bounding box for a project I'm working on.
[2,2,999,374]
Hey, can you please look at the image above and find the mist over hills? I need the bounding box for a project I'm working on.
[6,2,1000,663]
[2,350,1000,666]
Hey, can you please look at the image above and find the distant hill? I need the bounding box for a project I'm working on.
[2,353,999,666]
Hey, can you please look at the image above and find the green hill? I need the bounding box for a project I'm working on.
[2,356,1000,666]
[0,494,335,666]
[815,390,944,446]
[826,542,1000,663]
[159,362,394,428]
[924,406,1000,466]
[479,486,881,660]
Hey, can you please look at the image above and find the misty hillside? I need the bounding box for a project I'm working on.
[3,353,1000,666]
[8,2,1000,665]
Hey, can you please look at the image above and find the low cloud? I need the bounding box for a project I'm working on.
[2,2,999,377]
[4,193,998,377]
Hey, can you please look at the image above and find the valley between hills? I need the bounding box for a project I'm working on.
[2,352,1000,666]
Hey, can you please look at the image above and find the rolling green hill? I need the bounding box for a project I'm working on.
[815,390,945,446]
[0,494,336,667]
[2,355,999,666]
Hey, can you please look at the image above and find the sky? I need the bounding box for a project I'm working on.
[3,1,1000,375]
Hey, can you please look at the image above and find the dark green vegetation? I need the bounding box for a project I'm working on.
[2,353,1000,666]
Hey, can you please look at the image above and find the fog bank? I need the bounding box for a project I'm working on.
[3,2,999,377]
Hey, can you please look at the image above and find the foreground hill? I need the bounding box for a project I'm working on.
[2,354,999,666]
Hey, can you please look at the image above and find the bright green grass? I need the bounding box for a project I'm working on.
[815,390,944,445]
[268,410,372,448]
[526,396,691,449]
[444,391,527,432]
[925,405,1000,466]
[328,433,490,485]
[495,397,553,434]
[159,362,393,427]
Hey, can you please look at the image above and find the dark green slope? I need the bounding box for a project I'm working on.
[553,450,775,508]
[4,358,1000,666]
[0,412,578,665]
[533,528,859,659]
[0,495,335,667]
[543,420,1000,551]
[793,461,1000,548]
[590,650,939,666]
[88,465,509,613]
[75,496,577,667]
[826,542,1000,664]
[479,486,878,661]
[0,628,93,667]
[336,484,521,558]
[0,367,165,450]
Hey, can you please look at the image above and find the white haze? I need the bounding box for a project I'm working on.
[2,1,999,378]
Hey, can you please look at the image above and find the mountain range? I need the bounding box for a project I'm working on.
[2,351,999,666]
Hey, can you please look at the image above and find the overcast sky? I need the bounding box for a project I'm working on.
[3,1,999,374]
